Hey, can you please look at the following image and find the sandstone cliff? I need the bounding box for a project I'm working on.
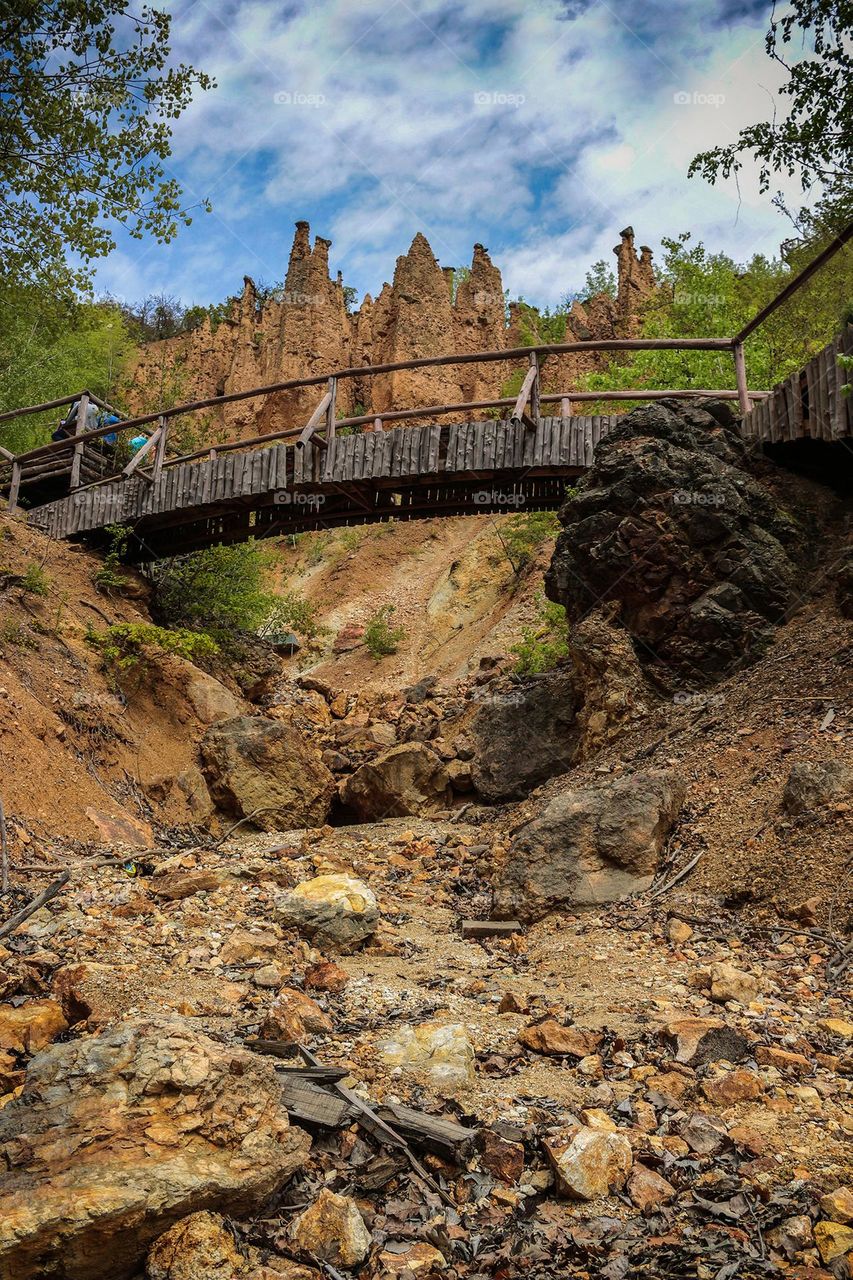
[126,226,655,441]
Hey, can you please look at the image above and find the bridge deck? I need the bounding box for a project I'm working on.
[26,415,616,559]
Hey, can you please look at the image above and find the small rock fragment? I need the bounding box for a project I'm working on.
[814,1221,853,1264]
[627,1162,676,1211]
[0,999,68,1053]
[701,1069,763,1105]
[290,1189,371,1268]
[545,1125,633,1201]
[820,1187,853,1225]
[377,1022,475,1092]
[276,875,379,953]
[261,988,332,1043]
[705,962,759,1005]
[517,1018,602,1058]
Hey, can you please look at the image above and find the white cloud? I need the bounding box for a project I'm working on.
[94,0,819,307]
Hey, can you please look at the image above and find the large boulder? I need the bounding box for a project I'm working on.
[275,874,379,952]
[494,769,686,920]
[545,399,807,680]
[200,716,335,831]
[0,1016,309,1280]
[339,743,451,819]
[467,670,580,802]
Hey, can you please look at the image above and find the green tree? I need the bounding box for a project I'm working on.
[689,1,851,196]
[0,288,134,452]
[0,1,214,290]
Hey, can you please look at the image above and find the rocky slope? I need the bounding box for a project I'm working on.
[0,398,850,1279]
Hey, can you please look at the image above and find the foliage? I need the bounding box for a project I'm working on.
[342,284,359,313]
[576,232,852,402]
[582,260,617,299]
[88,621,217,676]
[0,620,37,652]
[148,541,317,644]
[260,592,322,640]
[511,598,569,674]
[93,524,131,593]
[450,266,470,303]
[21,562,50,596]
[498,511,561,577]
[364,605,405,658]
[0,2,214,292]
[0,289,135,453]
[689,0,852,195]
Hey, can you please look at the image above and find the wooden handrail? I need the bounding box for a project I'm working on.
[7,337,735,464]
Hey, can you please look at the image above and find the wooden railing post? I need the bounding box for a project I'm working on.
[373,416,383,434]
[529,351,540,425]
[69,393,90,490]
[560,395,571,418]
[152,416,168,481]
[325,377,337,443]
[733,342,750,416]
[7,461,21,514]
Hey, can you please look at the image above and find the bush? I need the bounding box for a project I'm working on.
[93,524,131,594]
[511,598,569,674]
[261,592,322,641]
[499,511,560,576]
[148,541,314,643]
[87,621,217,676]
[364,605,405,658]
[21,562,49,595]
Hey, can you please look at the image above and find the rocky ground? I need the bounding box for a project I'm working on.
[0,397,850,1278]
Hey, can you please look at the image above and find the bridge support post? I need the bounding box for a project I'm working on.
[69,393,90,491]
[733,342,750,416]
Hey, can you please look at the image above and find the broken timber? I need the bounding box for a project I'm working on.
[461,919,522,939]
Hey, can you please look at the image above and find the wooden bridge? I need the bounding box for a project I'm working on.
[1,226,851,561]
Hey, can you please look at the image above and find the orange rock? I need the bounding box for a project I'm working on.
[0,999,67,1053]
[701,1070,764,1106]
[755,1046,812,1075]
[261,988,332,1043]
[518,1018,602,1058]
[479,1130,525,1184]
[627,1162,676,1210]
[303,961,349,993]
[545,1125,633,1201]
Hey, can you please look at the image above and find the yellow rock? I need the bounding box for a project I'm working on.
[0,999,68,1053]
[818,1017,853,1039]
[814,1220,853,1263]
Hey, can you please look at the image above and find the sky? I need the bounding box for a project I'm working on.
[94,0,814,311]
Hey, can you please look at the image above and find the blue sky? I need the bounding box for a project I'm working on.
[95,0,812,310]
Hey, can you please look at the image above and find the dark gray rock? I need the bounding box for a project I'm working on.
[493,769,686,920]
[782,760,852,815]
[545,398,808,681]
[339,743,451,819]
[468,670,580,803]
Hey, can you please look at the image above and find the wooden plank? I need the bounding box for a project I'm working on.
[376,1102,478,1159]
[277,1077,351,1128]
[461,919,522,938]
[584,416,593,467]
[831,337,846,440]
[473,421,485,470]
[427,424,440,474]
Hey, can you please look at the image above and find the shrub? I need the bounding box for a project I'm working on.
[260,592,322,641]
[498,511,560,576]
[87,621,217,676]
[511,598,569,674]
[21,562,49,595]
[364,605,405,658]
[93,524,131,594]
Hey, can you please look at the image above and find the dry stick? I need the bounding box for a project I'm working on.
[0,798,7,895]
[0,871,69,939]
[647,851,704,900]
[213,807,287,847]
